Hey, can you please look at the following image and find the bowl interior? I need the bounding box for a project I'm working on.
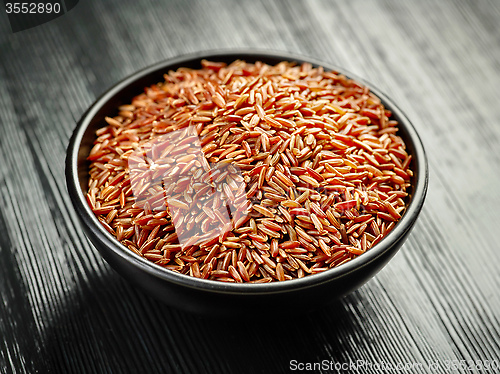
[69,50,428,294]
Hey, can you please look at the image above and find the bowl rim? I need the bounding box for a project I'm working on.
[66,49,428,295]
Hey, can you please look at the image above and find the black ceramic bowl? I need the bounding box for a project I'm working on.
[66,50,428,315]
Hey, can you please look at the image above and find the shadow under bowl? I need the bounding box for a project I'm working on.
[66,50,428,316]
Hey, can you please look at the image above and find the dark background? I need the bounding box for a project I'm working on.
[1,0,499,373]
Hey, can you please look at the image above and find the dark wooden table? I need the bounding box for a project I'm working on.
[1,0,499,373]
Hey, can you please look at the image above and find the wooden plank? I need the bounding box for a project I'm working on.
[1,0,499,372]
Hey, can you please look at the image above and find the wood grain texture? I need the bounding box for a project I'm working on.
[1,0,499,372]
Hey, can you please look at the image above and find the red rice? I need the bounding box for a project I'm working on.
[86,59,413,283]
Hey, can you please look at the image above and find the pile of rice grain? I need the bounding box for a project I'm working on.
[86,59,413,283]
